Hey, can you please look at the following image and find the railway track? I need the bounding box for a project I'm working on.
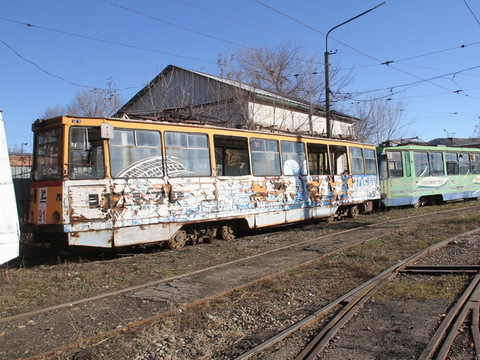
[1,205,480,359]
[233,228,480,360]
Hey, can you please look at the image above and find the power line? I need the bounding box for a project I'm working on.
[0,17,217,65]
[462,0,480,27]
[253,1,480,102]
[101,0,250,50]
[0,39,94,89]
[173,0,288,39]
[338,65,480,102]
[337,41,480,72]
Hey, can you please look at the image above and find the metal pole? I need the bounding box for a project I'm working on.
[325,2,386,138]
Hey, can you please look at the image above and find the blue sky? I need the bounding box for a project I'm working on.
[2,0,480,151]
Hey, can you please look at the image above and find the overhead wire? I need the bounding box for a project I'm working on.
[173,0,288,38]
[253,0,480,103]
[101,0,251,50]
[0,17,217,65]
[100,0,325,68]
[0,39,96,89]
[462,0,480,27]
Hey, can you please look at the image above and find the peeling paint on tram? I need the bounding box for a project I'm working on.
[64,174,379,244]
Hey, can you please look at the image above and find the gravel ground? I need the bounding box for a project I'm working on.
[1,203,479,360]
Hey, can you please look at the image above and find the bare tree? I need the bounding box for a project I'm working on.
[353,96,410,145]
[218,42,354,110]
[42,78,123,118]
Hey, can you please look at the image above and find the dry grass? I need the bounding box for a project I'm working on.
[1,202,479,319]
[376,274,470,301]
[49,205,480,359]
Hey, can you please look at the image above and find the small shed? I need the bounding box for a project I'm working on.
[115,65,358,139]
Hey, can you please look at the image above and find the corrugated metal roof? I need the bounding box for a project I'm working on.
[116,64,358,122]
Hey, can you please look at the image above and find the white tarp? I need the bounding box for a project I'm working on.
[0,110,20,264]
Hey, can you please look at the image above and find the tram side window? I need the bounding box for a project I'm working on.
[281,141,307,175]
[364,148,378,175]
[109,129,162,178]
[330,145,349,175]
[387,151,403,177]
[250,138,281,176]
[458,153,470,175]
[471,154,480,174]
[414,151,444,177]
[446,153,459,175]
[307,143,329,175]
[349,147,364,175]
[165,132,211,177]
[214,135,249,176]
[68,127,105,180]
[414,152,429,177]
[429,152,444,176]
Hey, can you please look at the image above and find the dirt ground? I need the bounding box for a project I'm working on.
[1,203,479,360]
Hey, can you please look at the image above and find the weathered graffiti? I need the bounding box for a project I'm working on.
[65,172,379,234]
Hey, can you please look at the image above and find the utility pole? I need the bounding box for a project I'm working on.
[325,2,386,138]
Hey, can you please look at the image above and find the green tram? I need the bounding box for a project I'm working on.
[377,144,480,207]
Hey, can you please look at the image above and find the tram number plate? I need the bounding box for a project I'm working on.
[38,188,47,224]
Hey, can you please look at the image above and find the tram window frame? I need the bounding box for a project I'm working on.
[68,126,105,180]
[349,147,365,175]
[109,129,163,178]
[386,151,403,178]
[364,148,378,175]
[414,151,444,177]
[281,141,307,175]
[330,145,349,175]
[307,143,329,175]
[214,135,250,176]
[471,153,480,174]
[458,153,470,175]
[429,152,445,176]
[33,127,63,181]
[250,138,281,176]
[445,152,459,175]
[414,152,429,177]
[165,131,211,178]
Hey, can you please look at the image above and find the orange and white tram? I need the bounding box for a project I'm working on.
[27,116,380,248]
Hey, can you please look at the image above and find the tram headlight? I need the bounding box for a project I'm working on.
[52,211,61,223]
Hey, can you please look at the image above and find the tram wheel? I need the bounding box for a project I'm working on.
[167,230,187,250]
[219,224,236,241]
[348,205,360,219]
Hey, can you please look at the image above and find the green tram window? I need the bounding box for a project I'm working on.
[281,141,307,175]
[445,152,459,175]
[414,152,429,177]
[109,129,162,178]
[349,147,364,175]
[250,138,281,176]
[429,152,444,176]
[414,151,444,177]
[387,151,403,178]
[458,153,471,175]
[165,132,211,177]
[68,127,105,180]
[307,143,329,175]
[471,153,480,174]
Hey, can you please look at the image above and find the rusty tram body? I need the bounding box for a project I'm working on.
[27,116,380,249]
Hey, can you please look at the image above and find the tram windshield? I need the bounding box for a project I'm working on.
[33,127,63,181]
